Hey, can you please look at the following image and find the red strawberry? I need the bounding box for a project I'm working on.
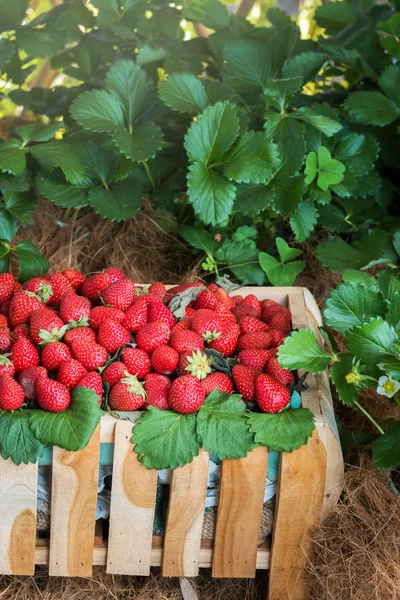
[0,315,8,328]
[12,324,30,340]
[18,366,47,401]
[13,281,22,293]
[170,317,192,336]
[255,374,291,413]
[270,329,285,347]
[30,307,68,345]
[178,350,212,379]
[268,312,291,334]
[81,273,111,304]
[170,330,204,354]
[98,320,130,354]
[0,374,24,410]
[265,357,295,386]
[59,292,91,324]
[212,288,235,309]
[76,372,103,404]
[41,342,72,371]
[9,291,43,328]
[237,348,276,370]
[143,373,170,410]
[0,300,10,318]
[62,269,85,291]
[237,331,274,351]
[166,282,204,303]
[201,372,233,396]
[101,361,127,387]
[48,272,72,305]
[36,376,71,412]
[57,359,88,389]
[122,347,151,379]
[0,355,16,377]
[22,277,53,303]
[185,307,197,318]
[191,309,224,342]
[195,289,218,311]
[0,273,15,304]
[89,306,125,330]
[151,345,179,375]
[209,324,240,357]
[148,282,167,297]
[168,375,205,413]
[64,326,96,346]
[121,297,148,333]
[239,316,270,334]
[207,283,219,292]
[148,299,175,328]
[136,321,170,354]
[103,267,125,283]
[102,279,135,311]
[71,340,108,370]
[232,294,243,305]
[241,294,261,318]
[261,301,291,323]
[0,326,12,353]
[232,365,261,401]
[214,304,237,327]
[109,375,146,411]
[10,337,39,373]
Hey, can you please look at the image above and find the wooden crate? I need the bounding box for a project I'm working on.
[0,287,343,600]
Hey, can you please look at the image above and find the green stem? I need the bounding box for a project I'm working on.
[142,161,155,188]
[354,400,385,435]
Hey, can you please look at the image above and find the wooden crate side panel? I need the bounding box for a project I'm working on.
[0,460,37,575]
[162,450,209,577]
[107,420,158,575]
[212,446,268,579]
[49,425,100,577]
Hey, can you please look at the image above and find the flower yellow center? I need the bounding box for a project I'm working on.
[383,380,396,395]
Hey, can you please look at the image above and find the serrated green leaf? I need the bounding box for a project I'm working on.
[223,40,270,99]
[234,184,271,217]
[223,239,265,285]
[70,89,125,133]
[179,225,216,256]
[330,354,358,406]
[0,208,17,242]
[15,240,50,283]
[29,142,85,185]
[377,357,400,379]
[0,410,45,466]
[183,0,229,30]
[16,27,66,59]
[88,176,142,222]
[187,161,236,226]
[247,408,315,452]
[314,1,356,34]
[29,387,103,452]
[0,140,26,176]
[0,38,16,68]
[222,131,280,184]
[0,242,9,272]
[0,172,30,192]
[271,175,304,215]
[278,329,331,373]
[316,237,376,271]
[345,92,400,127]
[335,134,379,176]
[342,270,377,286]
[379,64,400,105]
[264,77,303,112]
[268,7,293,29]
[273,117,305,179]
[346,318,399,365]
[36,172,89,209]
[282,52,326,84]
[2,190,36,225]
[386,294,400,330]
[105,60,152,125]
[290,202,318,243]
[159,73,207,114]
[197,390,256,460]
[276,237,302,263]
[372,421,400,470]
[133,407,200,470]
[15,122,63,145]
[294,107,342,137]
[259,252,304,286]
[112,124,164,162]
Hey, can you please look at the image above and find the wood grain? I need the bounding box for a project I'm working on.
[107,420,158,575]
[212,446,268,578]
[49,425,100,576]
[162,450,209,577]
[0,459,37,575]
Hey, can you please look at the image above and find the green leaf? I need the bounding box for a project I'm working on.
[187,161,236,226]
[0,242,9,272]
[2,190,36,225]
[29,142,85,185]
[105,60,152,125]
[0,411,44,466]
[372,421,400,470]
[278,329,331,373]
[282,52,326,84]
[294,107,342,136]
[271,175,304,215]
[112,124,164,162]
[264,77,303,112]
[197,390,256,460]
[345,92,400,127]
[184,101,239,166]
[290,202,318,243]
[305,147,345,191]
[70,90,125,133]
[222,132,280,184]
[15,122,63,145]
[0,38,16,68]
[183,0,229,30]
[222,240,265,285]
[378,14,400,59]
[316,237,376,271]
[377,357,400,379]
[29,387,103,452]
[15,240,50,283]
[0,208,17,242]
[133,407,200,470]
[87,176,142,222]
[0,172,30,192]
[0,140,26,176]
[247,408,315,452]
[159,73,207,114]
[323,282,386,335]
[314,1,356,34]
[386,294,400,330]
[223,40,270,98]
[335,134,379,177]
[330,354,358,406]
[235,184,271,216]
[0,0,28,30]
[276,237,302,263]
[379,64,400,105]
[273,116,305,179]
[346,318,399,365]
[342,270,377,287]
[259,252,305,286]
[179,225,216,256]
[36,173,89,209]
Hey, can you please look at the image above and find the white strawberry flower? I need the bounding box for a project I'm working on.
[377,375,400,398]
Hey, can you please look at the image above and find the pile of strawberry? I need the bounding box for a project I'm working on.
[0,268,295,415]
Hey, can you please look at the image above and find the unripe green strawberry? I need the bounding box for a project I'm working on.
[98,319,130,354]
[36,376,71,412]
[10,337,40,373]
[0,374,24,410]
[151,345,179,375]
[41,341,72,371]
[102,279,136,311]
[76,372,103,404]
[201,372,233,396]
[255,374,291,413]
[168,375,205,414]
[57,359,88,389]
[122,347,151,379]
[71,340,108,370]
[109,374,146,411]
[135,321,170,354]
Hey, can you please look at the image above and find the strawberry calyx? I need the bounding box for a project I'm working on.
[35,282,53,303]
[39,325,70,345]
[202,329,222,343]
[121,374,147,398]
[0,353,12,366]
[68,316,90,329]
[184,350,212,380]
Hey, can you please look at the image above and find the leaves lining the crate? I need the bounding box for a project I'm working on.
[0,410,45,465]
[246,408,316,452]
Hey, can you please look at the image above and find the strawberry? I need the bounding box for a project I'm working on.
[261,301,291,323]
[143,373,170,410]
[270,329,286,347]
[30,307,68,345]
[18,366,47,401]
[76,372,103,404]
[201,372,233,396]
[48,272,72,305]
[0,374,24,410]
[239,316,269,334]
[64,326,96,346]
[0,315,8,328]
[13,282,22,293]
[0,300,10,318]
[103,267,125,283]
[209,324,240,357]
[178,350,212,379]
[102,279,135,311]
[98,319,130,354]
[41,342,72,371]
[0,355,15,377]
[0,273,15,304]
[122,347,151,379]
[232,294,243,305]
[170,317,192,336]
[121,297,148,333]
[168,375,205,414]
[195,289,218,311]
[22,277,53,303]
[148,299,175,328]
[109,374,146,411]
[214,304,237,327]
[71,340,108,370]
[191,309,224,342]
[60,292,91,324]
[268,312,291,334]
[36,376,71,412]
[212,288,235,309]
[81,273,111,304]
[9,291,43,328]
[0,326,12,353]
[232,303,259,320]
[148,282,167,297]
[241,294,261,318]
[101,361,127,387]
[185,307,197,318]
[237,331,274,351]
[10,337,40,373]
[207,283,219,292]
[255,374,291,413]
[237,348,276,370]
[170,329,204,354]
[135,321,170,354]
[57,359,88,389]
[89,306,125,330]
[166,282,204,303]
[62,269,85,291]
[232,365,261,401]
[265,357,295,386]
[12,324,30,340]
[151,345,179,375]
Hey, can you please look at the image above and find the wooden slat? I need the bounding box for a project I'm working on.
[212,446,268,578]
[268,429,326,600]
[107,420,158,575]
[49,425,100,576]
[162,450,209,577]
[0,459,37,575]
